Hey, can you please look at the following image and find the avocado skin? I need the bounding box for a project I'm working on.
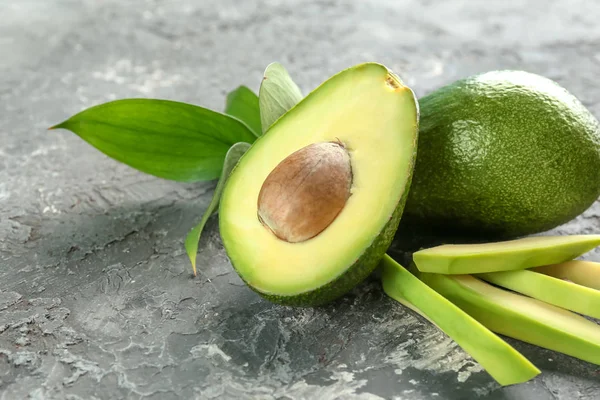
[403,70,600,239]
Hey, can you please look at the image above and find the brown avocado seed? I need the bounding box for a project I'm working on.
[257,141,353,243]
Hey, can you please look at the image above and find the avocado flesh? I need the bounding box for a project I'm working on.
[219,63,419,306]
[478,269,600,319]
[419,272,600,366]
[381,256,540,386]
[404,70,600,239]
[533,261,600,291]
[414,235,600,274]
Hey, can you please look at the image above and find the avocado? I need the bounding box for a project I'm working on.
[381,255,540,386]
[533,261,600,290]
[419,272,600,366]
[413,235,600,274]
[219,63,419,306]
[403,70,600,239]
[478,269,600,319]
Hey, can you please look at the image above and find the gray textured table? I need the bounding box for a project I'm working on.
[1,1,600,399]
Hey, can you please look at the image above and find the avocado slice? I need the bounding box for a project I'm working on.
[478,269,600,319]
[414,235,600,274]
[403,70,600,239]
[381,255,540,386]
[533,261,600,291]
[219,63,419,306]
[418,272,600,366]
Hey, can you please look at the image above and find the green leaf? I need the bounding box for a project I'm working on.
[259,62,303,133]
[225,86,262,136]
[50,99,257,182]
[185,142,251,276]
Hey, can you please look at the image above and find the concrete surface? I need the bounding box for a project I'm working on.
[1,0,600,399]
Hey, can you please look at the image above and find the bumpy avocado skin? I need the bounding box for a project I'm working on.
[404,70,600,239]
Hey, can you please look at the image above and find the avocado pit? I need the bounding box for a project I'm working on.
[257,141,353,243]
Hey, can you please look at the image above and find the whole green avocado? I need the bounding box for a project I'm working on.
[403,70,600,239]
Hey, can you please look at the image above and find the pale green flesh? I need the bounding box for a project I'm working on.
[533,261,600,291]
[419,272,600,365]
[381,256,539,386]
[478,269,600,319]
[414,235,600,274]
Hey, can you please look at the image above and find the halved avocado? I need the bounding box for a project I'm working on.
[414,235,600,274]
[219,63,419,306]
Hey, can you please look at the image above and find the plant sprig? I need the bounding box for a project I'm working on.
[51,63,302,275]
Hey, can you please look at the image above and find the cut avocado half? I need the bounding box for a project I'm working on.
[478,269,600,319]
[219,63,419,306]
[414,235,600,274]
[418,272,600,366]
[533,261,600,291]
[381,256,540,386]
